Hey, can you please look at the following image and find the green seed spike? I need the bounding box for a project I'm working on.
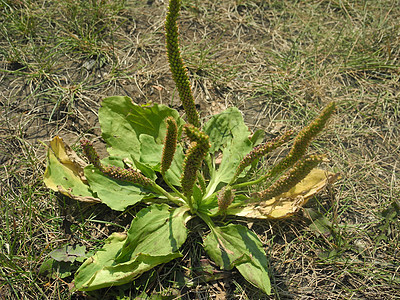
[102,165,153,187]
[180,125,210,200]
[165,0,200,128]
[80,139,103,170]
[253,154,326,201]
[233,130,293,182]
[268,102,336,179]
[161,117,178,175]
[183,123,210,146]
[181,142,204,199]
[81,139,153,187]
[218,186,235,212]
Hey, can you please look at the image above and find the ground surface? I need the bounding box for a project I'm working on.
[0,0,399,299]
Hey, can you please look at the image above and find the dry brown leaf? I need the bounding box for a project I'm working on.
[227,169,339,219]
[49,136,87,181]
[44,136,101,203]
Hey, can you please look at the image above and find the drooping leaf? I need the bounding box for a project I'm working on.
[84,157,148,211]
[203,108,254,196]
[73,232,128,291]
[228,169,339,219]
[49,245,87,263]
[203,224,271,295]
[74,204,191,291]
[43,136,100,203]
[99,96,184,161]
[39,259,77,279]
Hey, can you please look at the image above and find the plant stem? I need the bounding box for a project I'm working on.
[187,195,196,214]
[231,173,271,190]
[162,174,187,201]
[196,210,216,230]
[150,183,185,206]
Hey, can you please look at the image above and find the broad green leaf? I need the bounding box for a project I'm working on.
[84,157,147,211]
[204,108,253,196]
[215,134,252,183]
[228,169,339,219]
[73,232,128,291]
[115,204,190,263]
[204,107,250,153]
[139,134,163,166]
[137,134,184,186]
[131,156,157,181]
[43,136,99,203]
[203,224,271,295]
[99,96,184,161]
[74,205,190,291]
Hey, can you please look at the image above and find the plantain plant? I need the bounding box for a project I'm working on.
[43,0,337,295]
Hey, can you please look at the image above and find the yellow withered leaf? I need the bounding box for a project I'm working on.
[43,136,101,203]
[227,169,339,219]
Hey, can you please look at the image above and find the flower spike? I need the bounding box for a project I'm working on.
[180,125,210,199]
[218,186,235,213]
[80,139,103,170]
[81,139,153,187]
[268,102,336,178]
[183,124,210,146]
[252,154,326,201]
[165,0,200,127]
[101,165,153,187]
[233,130,293,182]
[161,117,178,175]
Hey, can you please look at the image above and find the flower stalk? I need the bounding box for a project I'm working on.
[80,139,183,206]
[232,102,336,190]
[267,102,335,179]
[81,139,103,170]
[165,0,200,127]
[217,186,235,213]
[231,130,293,184]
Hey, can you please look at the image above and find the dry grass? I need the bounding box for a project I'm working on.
[1,0,399,299]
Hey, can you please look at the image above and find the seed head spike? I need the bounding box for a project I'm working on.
[165,0,200,127]
[101,165,153,187]
[234,130,293,180]
[80,139,102,170]
[253,154,326,201]
[161,117,178,175]
[180,125,210,199]
[218,186,235,212]
[268,102,335,178]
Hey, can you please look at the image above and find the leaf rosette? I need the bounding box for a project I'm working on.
[43,0,338,295]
